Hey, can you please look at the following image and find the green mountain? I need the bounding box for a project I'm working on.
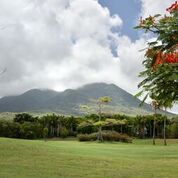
[0,83,172,116]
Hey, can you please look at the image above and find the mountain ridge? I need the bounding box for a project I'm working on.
[0,83,173,116]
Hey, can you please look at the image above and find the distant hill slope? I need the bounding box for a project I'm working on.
[0,83,173,116]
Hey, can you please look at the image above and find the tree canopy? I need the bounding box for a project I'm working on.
[135,1,178,108]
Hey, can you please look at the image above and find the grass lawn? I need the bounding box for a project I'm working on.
[0,138,178,178]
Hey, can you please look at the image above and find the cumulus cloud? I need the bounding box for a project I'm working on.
[0,0,123,96]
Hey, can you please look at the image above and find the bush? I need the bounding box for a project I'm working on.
[60,127,69,138]
[102,130,119,141]
[78,130,132,143]
[119,134,132,143]
[102,130,132,143]
[0,120,20,138]
[19,122,43,139]
[77,134,91,141]
[0,120,44,139]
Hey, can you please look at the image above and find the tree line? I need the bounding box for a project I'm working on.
[0,112,177,142]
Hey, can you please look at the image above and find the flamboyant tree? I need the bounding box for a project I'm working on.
[135,1,178,145]
[135,1,178,108]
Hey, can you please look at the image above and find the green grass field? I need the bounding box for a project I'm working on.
[0,138,178,178]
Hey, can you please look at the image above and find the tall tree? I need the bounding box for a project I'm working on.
[135,2,178,112]
[96,96,112,141]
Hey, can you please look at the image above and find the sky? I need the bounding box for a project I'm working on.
[99,0,141,41]
[0,0,176,113]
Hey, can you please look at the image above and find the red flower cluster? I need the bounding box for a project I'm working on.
[154,52,163,66]
[165,53,178,63]
[166,1,178,12]
[153,52,178,68]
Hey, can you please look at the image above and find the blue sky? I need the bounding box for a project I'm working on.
[99,0,141,41]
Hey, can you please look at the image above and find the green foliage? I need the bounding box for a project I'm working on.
[77,120,97,134]
[43,127,49,140]
[0,119,43,139]
[78,130,132,142]
[39,114,79,137]
[0,112,178,140]
[14,113,38,123]
[19,122,43,139]
[0,120,20,138]
[77,134,92,141]
[97,96,112,103]
[169,117,178,138]
[60,127,69,138]
[84,114,99,121]
[103,118,127,126]
[135,3,178,107]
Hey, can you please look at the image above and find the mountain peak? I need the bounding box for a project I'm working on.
[81,82,116,88]
[0,82,174,116]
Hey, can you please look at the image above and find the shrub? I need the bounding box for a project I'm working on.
[19,122,43,139]
[43,127,49,141]
[60,127,69,138]
[78,130,132,142]
[102,130,119,141]
[102,130,132,142]
[119,134,132,143]
[0,120,20,138]
[77,134,91,141]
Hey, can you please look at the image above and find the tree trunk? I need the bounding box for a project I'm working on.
[153,114,156,145]
[70,123,74,133]
[149,122,152,138]
[97,126,103,141]
[57,124,60,137]
[163,108,167,146]
[163,117,167,145]
[50,126,53,137]
[97,104,103,142]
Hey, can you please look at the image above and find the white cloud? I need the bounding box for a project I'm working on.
[0,0,177,114]
[140,0,175,18]
[0,0,124,96]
